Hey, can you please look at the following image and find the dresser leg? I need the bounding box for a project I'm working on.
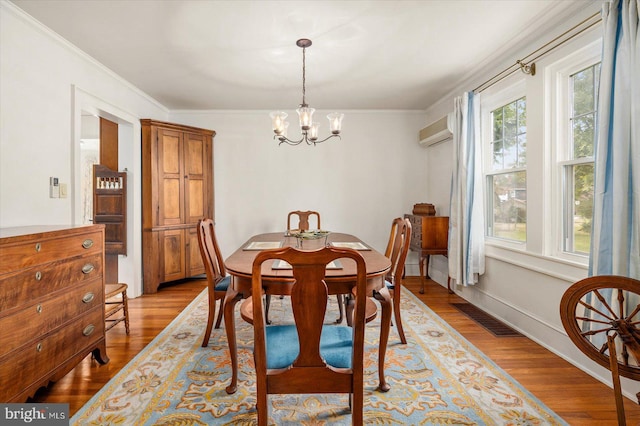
[91,342,109,365]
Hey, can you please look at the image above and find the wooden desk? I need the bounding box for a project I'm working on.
[223,232,392,393]
[404,214,450,293]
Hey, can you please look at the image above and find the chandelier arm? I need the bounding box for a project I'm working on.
[275,134,305,146]
[309,134,341,145]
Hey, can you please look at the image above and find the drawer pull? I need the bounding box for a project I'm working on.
[82,239,94,249]
[35,243,41,252]
[36,304,42,314]
[83,324,95,336]
[35,271,42,281]
[82,264,95,274]
[82,292,95,303]
[36,343,42,352]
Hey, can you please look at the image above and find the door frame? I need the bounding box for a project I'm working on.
[72,85,143,298]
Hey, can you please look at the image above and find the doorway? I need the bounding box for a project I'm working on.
[73,86,142,297]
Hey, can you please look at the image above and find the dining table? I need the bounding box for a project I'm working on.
[222,231,393,394]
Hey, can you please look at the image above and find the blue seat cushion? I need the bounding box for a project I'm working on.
[265,324,353,369]
[215,275,231,291]
[385,279,394,290]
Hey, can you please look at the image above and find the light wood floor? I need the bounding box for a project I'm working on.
[30,276,640,424]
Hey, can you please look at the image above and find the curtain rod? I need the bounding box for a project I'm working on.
[473,11,602,93]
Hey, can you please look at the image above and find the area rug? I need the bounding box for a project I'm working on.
[72,288,567,425]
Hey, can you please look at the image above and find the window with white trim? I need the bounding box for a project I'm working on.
[485,94,527,242]
[549,38,602,261]
[562,63,599,255]
[477,30,601,267]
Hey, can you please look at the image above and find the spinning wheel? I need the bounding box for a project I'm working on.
[560,275,640,425]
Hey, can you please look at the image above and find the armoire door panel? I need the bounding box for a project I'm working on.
[187,227,205,277]
[187,179,205,220]
[162,178,182,223]
[185,133,205,176]
[162,229,185,282]
[159,131,182,175]
[157,129,184,226]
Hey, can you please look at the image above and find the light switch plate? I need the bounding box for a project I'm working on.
[59,183,67,198]
[49,177,59,198]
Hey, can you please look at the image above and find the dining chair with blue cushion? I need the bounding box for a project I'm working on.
[250,246,367,425]
[384,217,412,344]
[197,218,231,347]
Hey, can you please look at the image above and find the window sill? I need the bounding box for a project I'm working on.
[484,242,588,283]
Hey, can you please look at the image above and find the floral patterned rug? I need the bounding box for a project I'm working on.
[72,288,567,425]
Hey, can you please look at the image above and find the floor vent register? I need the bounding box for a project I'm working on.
[451,303,523,337]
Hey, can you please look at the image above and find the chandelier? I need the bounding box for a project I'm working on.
[270,39,344,146]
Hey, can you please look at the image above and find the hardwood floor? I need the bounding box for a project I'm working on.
[30,276,640,424]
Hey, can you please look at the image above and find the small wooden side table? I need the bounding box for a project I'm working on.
[404,214,451,293]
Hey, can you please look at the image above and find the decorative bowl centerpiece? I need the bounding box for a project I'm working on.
[286,230,331,248]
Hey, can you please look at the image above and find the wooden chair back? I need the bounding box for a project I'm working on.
[251,246,366,425]
[197,218,229,346]
[197,219,227,283]
[384,217,412,285]
[287,210,321,231]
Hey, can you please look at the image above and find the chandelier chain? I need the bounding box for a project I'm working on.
[301,46,306,106]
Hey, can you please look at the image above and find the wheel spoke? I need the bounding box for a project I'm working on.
[617,289,625,318]
[576,316,614,325]
[627,304,640,322]
[593,289,620,320]
[581,326,614,337]
[579,299,615,322]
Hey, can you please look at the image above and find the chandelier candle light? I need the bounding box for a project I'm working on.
[270,39,344,146]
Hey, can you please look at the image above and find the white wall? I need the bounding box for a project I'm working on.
[0,2,169,297]
[170,110,428,261]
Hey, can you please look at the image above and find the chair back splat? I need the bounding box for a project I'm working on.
[251,246,366,425]
[287,210,321,231]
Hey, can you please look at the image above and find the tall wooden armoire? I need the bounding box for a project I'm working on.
[141,119,215,294]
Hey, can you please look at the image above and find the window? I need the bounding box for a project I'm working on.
[486,96,527,242]
[474,29,601,275]
[562,63,599,255]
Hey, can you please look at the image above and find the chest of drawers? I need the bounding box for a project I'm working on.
[0,225,108,402]
[404,214,450,293]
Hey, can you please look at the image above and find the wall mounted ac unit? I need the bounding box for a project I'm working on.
[418,114,453,147]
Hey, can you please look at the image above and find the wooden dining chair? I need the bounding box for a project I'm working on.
[286,210,344,322]
[250,246,367,425]
[197,218,231,347]
[287,210,321,231]
[383,217,412,344]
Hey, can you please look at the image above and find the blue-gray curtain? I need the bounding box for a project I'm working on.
[589,0,640,279]
[448,92,485,286]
